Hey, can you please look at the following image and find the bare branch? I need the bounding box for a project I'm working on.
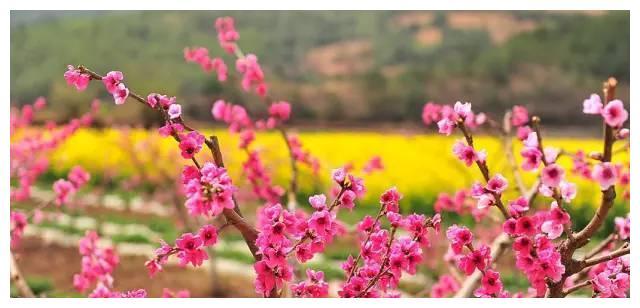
[10,253,35,298]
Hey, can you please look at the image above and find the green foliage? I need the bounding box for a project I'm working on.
[10,276,54,297]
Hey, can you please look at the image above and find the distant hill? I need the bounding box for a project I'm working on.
[10,11,629,127]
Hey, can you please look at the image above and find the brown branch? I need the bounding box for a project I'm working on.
[563,280,592,297]
[456,119,510,219]
[356,227,398,297]
[546,77,620,298]
[10,253,35,298]
[582,244,629,268]
[584,234,617,260]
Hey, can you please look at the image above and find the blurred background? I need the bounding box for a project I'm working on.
[10,11,630,298]
[11,11,629,130]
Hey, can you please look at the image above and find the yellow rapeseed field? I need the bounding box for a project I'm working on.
[48,128,628,210]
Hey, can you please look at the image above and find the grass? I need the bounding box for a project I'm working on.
[10,276,54,297]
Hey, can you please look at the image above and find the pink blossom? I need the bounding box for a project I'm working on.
[168,103,182,119]
[508,196,529,215]
[559,181,577,202]
[601,99,628,127]
[614,216,630,240]
[10,211,27,248]
[437,118,456,136]
[158,122,184,137]
[452,140,478,167]
[515,216,537,236]
[332,167,346,184]
[503,218,517,235]
[430,274,460,298]
[178,131,205,159]
[486,174,508,194]
[478,269,503,296]
[516,125,532,141]
[583,94,603,114]
[523,132,539,148]
[476,193,495,209]
[176,233,208,267]
[541,164,565,188]
[102,71,124,94]
[380,187,402,213]
[236,54,266,95]
[458,244,491,275]
[362,156,384,174]
[145,259,162,277]
[198,225,218,246]
[453,101,472,119]
[339,190,356,210]
[446,225,473,254]
[308,210,337,239]
[308,194,327,210]
[112,83,129,105]
[617,128,630,139]
[422,102,442,125]
[68,166,90,188]
[64,65,91,91]
[290,269,329,298]
[53,179,75,206]
[544,147,560,163]
[215,17,240,54]
[511,105,529,127]
[591,162,618,190]
[268,101,291,122]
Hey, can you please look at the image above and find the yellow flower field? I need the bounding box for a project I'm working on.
[48,128,628,210]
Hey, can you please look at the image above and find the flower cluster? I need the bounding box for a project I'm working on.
[10,99,97,202]
[64,65,91,91]
[290,269,329,298]
[211,100,253,133]
[589,256,630,297]
[184,47,228,81]
[339,188,440,297]
[422,101,486,135]
[452,139,487,167]
[469,174,507,210]
[215,16,240,54]
[235,54,268,97]
[243,150,285,203]
[253,169,365,296]
[502,217,566,296]
[445,225,510,297]
[583,94,628,128]
[52,166,91,206]
[9,211,27,248]
[145,224,218,276]
[182,163,235,217]
[430,274,461,298]
[73,231,120,294]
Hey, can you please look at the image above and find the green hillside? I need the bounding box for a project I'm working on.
[10,11,629,127]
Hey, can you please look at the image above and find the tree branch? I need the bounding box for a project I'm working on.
[582,244,630,268]
[10,253,35,298]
